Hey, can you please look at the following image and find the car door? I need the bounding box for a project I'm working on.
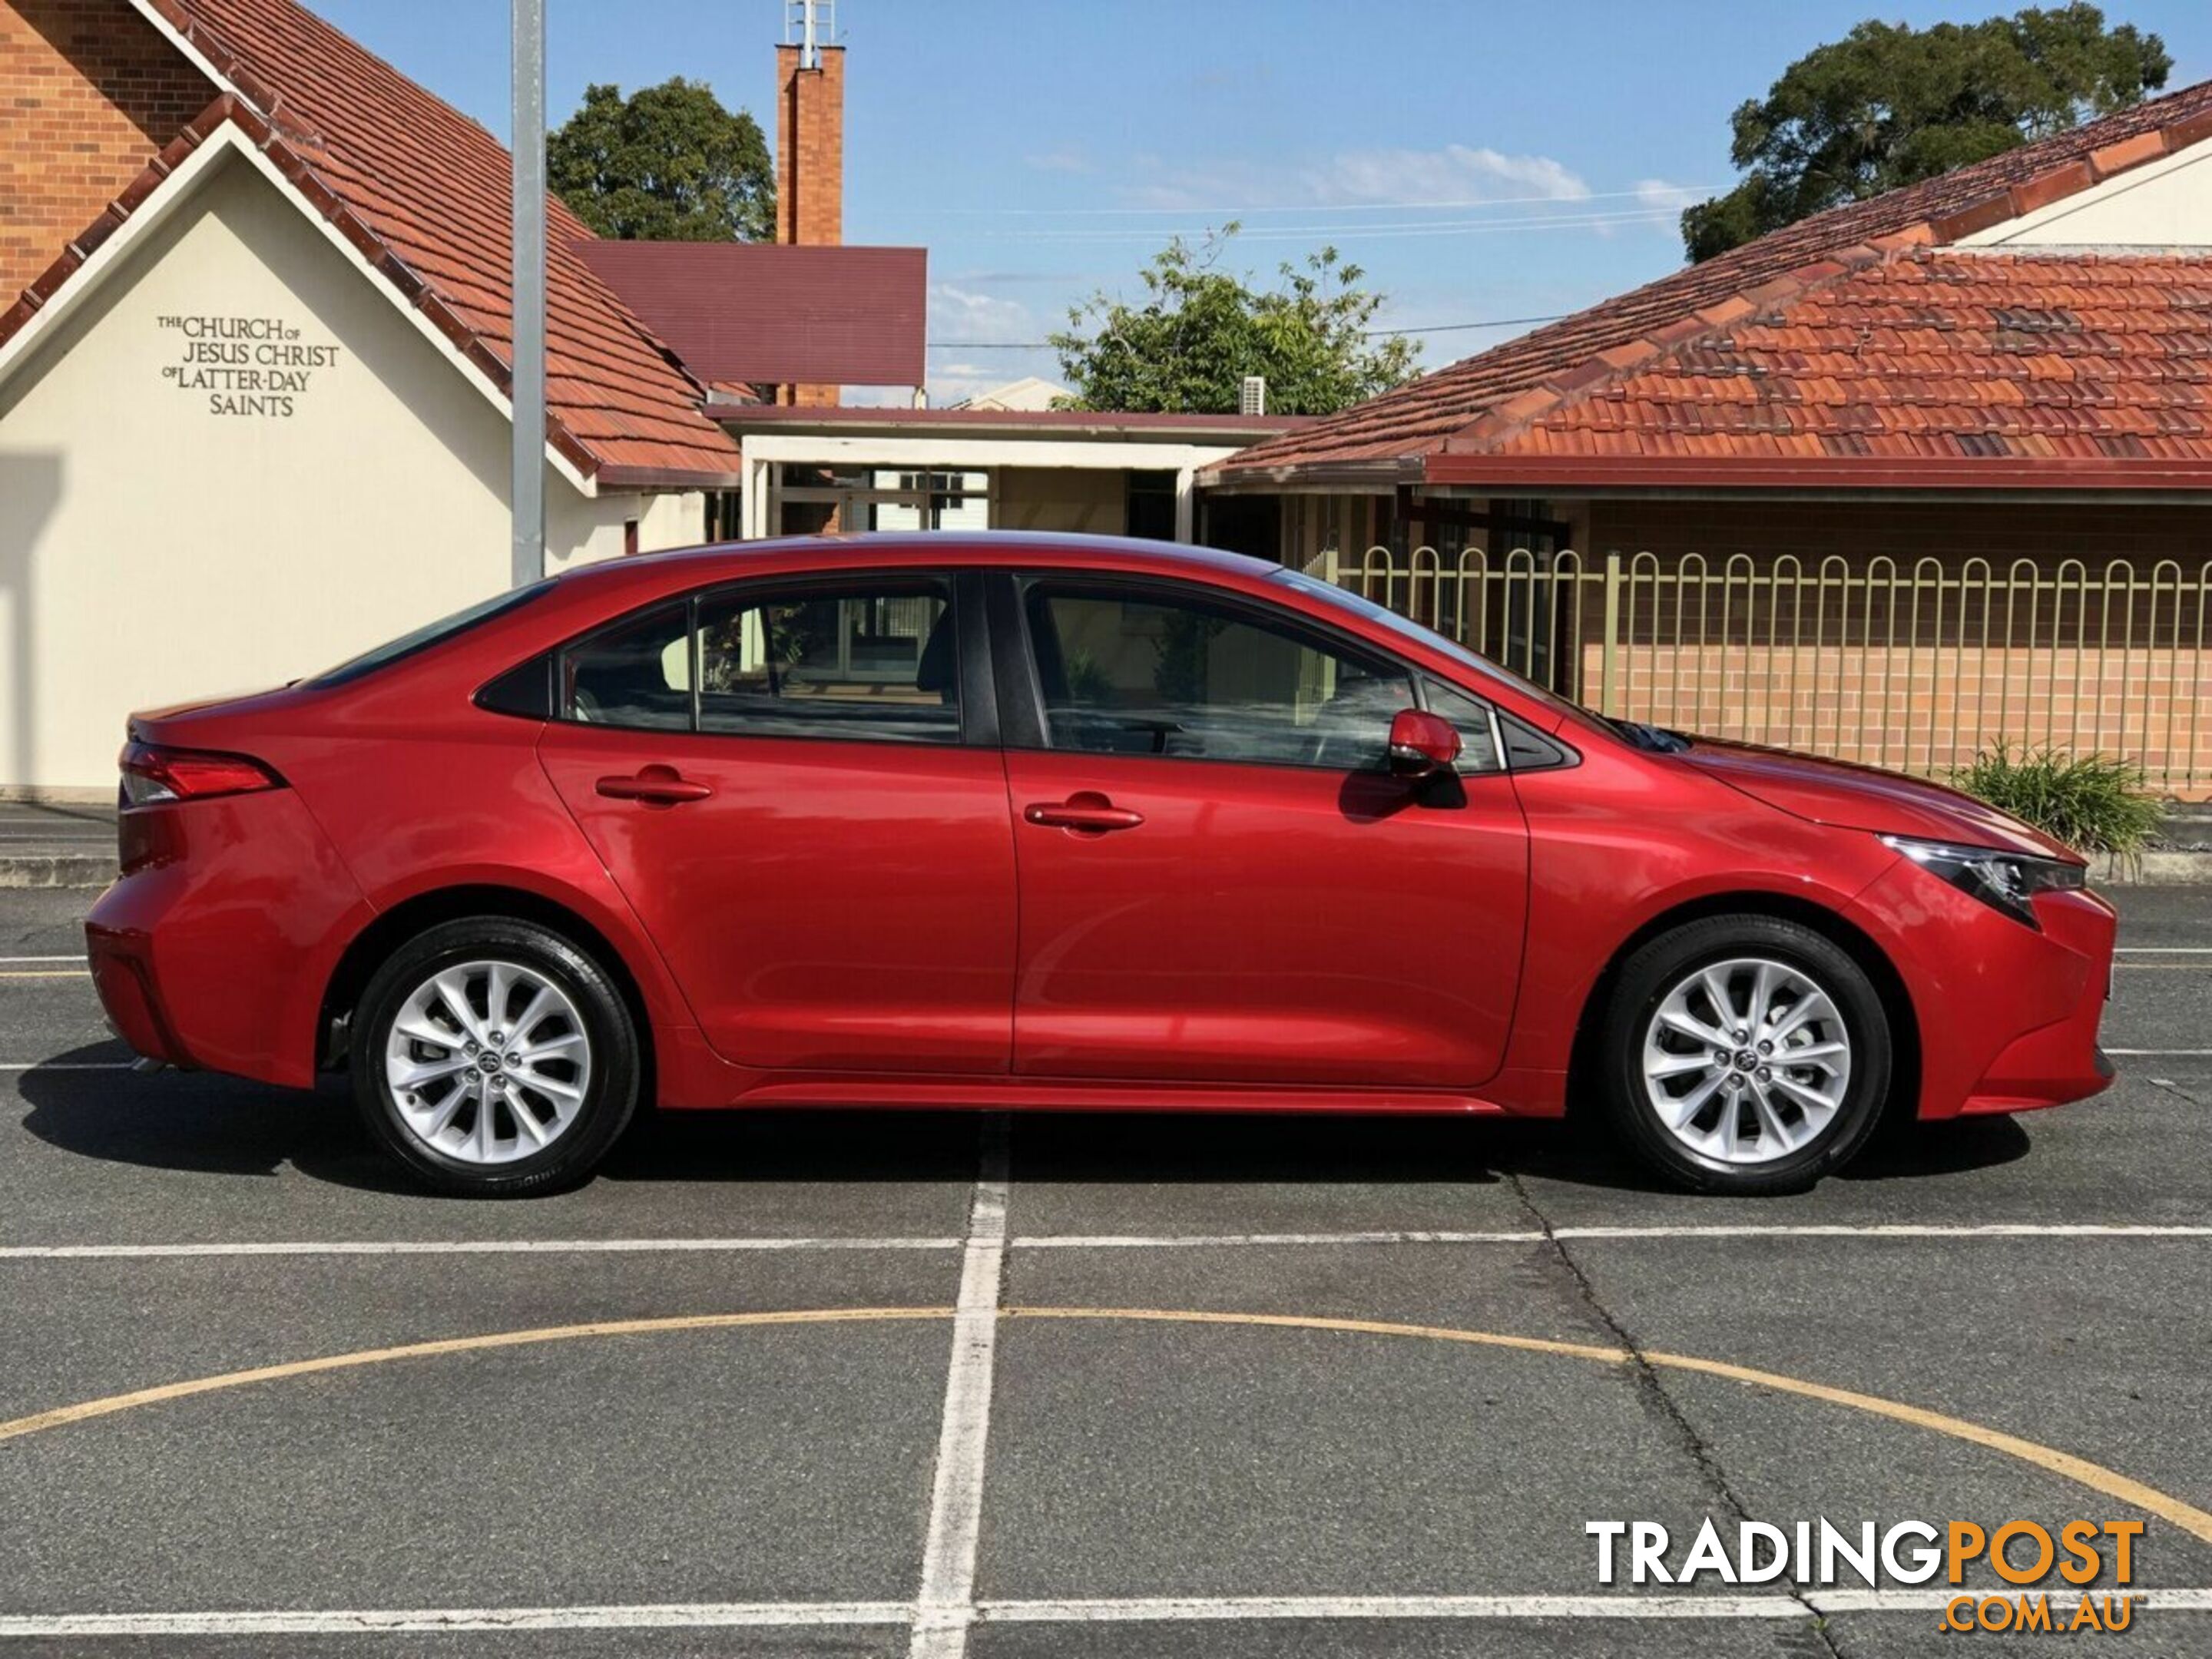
[994,571,1530,1090]
[537,569,1018,1074]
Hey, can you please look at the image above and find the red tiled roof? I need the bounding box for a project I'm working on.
[3,0,743,486]
[1214,78,2212,487]
[577,242,928,390]
[1433,253,2212,488]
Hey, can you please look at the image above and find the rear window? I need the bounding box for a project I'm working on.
[307,581,554,687]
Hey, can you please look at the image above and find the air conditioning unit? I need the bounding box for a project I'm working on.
[1239,375,1267,416]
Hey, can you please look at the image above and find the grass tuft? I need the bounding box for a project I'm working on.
[1949,743,2164,859]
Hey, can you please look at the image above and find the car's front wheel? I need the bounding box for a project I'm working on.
[1598,916,1891,1195]
[352,917,640,1197]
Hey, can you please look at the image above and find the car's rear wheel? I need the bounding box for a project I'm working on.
[352,918,639,1197]
[1598,916,1890,1195]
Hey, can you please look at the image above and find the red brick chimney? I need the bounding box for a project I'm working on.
[773,29,843,406]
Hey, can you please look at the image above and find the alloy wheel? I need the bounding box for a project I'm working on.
[380,959,593,1164]
[1638,955,1853,1166]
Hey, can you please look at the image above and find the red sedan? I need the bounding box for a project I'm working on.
[85,535,2114,1197]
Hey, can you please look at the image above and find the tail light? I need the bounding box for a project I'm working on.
[119,741,285,806]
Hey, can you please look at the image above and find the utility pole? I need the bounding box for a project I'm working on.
[509,0,546,587]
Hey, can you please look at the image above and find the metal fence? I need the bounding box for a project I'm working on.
[1330,546,2212,796]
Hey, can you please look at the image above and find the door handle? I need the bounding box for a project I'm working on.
[1025,796,1144,833]
[595,767,713,805]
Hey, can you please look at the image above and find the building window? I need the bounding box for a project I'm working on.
[774,463,992,536]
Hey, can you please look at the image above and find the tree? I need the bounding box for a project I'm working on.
[1681,5,2170,262]
[549,79,774,243]
[1050,227,1419,415]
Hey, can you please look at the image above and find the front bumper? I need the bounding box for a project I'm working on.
[1846,858,2116,1121]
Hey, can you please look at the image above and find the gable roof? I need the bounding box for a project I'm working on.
[2,0,743,489]
[1214,78,2212,489]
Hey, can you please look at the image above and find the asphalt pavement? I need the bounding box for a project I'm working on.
[1,884,2208,1657]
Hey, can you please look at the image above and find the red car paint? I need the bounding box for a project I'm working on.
[85,534,2114,1126]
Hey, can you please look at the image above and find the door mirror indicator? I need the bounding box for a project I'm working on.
[1388,709,1462,777]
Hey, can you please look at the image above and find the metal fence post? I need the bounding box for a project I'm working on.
[1598,551,1622,717]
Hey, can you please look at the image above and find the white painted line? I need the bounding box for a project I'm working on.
[0,1062,133,1072]
[5,1591,2204,1636]
[980,1588,2212,1621]
[1019,1224,2212,1247]
[2113,947,2212,954]
[909,1114,1012,1659]
[0,955,87,964]
[0,1604,911,1637]
[3,1224,2210,1262]
[0,1237,965,1260]
[2108,1049,2212,1057]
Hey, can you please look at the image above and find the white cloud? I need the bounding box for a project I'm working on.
[923,286,1055,406]
[1116,144,1590,213]
[1633,177,1701,210]
[1025,148,1092,174]
[928,283,1035,339]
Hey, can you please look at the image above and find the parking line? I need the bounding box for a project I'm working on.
[909,1116,1012,1659]
[0,955,87,964]
[2108,1049,2212,1057]
[0,1307,950,1446]
[0,971,87,979]
[3,1224,2210,1261]
[5,1591,2209,1637]
[2113,947,2212,953]
[0,1604,912,1636]
[0,1062,133,1072]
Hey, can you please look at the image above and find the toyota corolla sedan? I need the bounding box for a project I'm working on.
[85,534,2114,1197]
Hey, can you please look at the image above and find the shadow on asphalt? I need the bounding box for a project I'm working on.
[16,1042,2033,1200]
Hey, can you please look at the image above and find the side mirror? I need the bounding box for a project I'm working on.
[1387,708,1462,777]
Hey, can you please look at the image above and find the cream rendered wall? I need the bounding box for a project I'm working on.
[1959,134,2212,247]
[0,151,692,789]
[995,465,1125,535]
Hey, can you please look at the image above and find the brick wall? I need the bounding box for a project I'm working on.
[0,0,210,296]
[771,41,841,407]
[773,42,843,248]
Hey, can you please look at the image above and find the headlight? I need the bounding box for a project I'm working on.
[1879,835,2086,929]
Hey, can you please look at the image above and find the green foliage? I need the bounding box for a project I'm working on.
[549,79,774,243]
[1051,226,1421,415]
[1949,743,2164,856]
[1683,5,2170,261]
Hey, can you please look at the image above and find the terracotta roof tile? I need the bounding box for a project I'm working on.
[1217,76,2212,483]
[77,0,740,482]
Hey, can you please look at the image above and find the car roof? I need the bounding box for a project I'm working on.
[551,531,1283,600]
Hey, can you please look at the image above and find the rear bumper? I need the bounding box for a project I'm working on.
[1847,860,2116,1121]
[83,792,373,1088]
[85,927,194,1068]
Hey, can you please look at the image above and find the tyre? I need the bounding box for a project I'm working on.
[351,917,641,1197]
[1598,916,1891,1195]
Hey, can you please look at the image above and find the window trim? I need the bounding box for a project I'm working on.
[991,569,1499,778]
[545,570,988,750]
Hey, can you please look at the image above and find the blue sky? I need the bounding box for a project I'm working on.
[318,0,2212,403]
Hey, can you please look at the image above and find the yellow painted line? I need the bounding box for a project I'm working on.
[0,1307,949,1445]
[1008,1307,2212,1550]
[4,1302,2208,1553]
